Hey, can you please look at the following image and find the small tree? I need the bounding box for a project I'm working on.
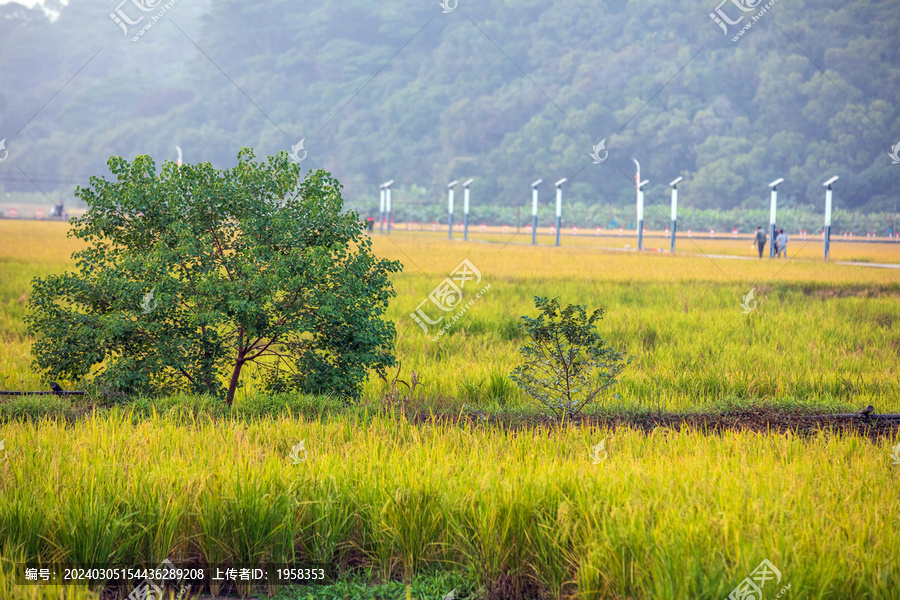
[27,149,401,405]
[510,296,628,419]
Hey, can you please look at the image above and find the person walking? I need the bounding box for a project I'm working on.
[776,229,788,258]
[754,227,766,258]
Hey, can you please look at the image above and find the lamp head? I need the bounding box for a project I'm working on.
[823,176,839,188]
[381,179,394,189]
[669,176,683,187]
[463,178,474,188]
[768,178,784,188]
[638,179,649,190]
[531,179,543,188]
[447,180,458,188]
[555,178,568,188]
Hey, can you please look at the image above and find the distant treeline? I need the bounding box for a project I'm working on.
[371,200,899,235]
[1,0,898,212]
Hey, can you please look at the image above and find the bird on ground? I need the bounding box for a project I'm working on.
[855,405,874,418]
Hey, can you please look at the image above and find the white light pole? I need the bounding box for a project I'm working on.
[463,179,474,241]
[447,180,458,239]
[380,180,393,235]
[669,176,683,253]
[379,185,386,234]
[823,176,838,260]
[386,184,393,234]
[637,178,648,251]
[531,179,543,245]
[555,178,567,247]
[632,158,644,250]
[768,178,784,258]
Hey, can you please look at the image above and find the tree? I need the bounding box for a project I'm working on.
[510,297,629,419]
[27,149,402,405]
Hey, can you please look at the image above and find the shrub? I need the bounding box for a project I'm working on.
[510,296,629,419]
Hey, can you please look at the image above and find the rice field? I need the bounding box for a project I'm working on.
[1,219,900,599]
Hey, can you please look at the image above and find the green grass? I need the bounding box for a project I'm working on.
[272,571,474,600]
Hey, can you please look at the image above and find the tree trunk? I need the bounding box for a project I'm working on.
[225,358,245,406]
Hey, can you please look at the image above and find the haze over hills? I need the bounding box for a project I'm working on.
[0,0,898,220]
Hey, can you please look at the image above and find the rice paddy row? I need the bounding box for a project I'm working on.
[2,411,900,599]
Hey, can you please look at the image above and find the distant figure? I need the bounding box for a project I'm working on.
[776,229,788,258]
[367,217,374,232]
[754,227,766,258]
[49,382,64,396]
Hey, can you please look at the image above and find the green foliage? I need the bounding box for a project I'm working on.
[390,202,898,236]
[270,571,473,600]
[26,149,402,404]
[510,297,628,419]
[459,367,516,407]
[485,367,516,406]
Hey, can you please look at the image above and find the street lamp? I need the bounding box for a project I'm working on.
[463,179,474,241]
[447,180,458,239]
[823,176,838,260]
[632,158,645,250]
[554,178,567,247]
[380,180,393,235]
[768,178,784,258]
[669,176,683,253]
[378,185,386,234]
[634,176,649,251]
[531,179,543,245]
[637,179,649,250]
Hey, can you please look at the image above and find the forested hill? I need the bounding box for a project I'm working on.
[1,0,898,214]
